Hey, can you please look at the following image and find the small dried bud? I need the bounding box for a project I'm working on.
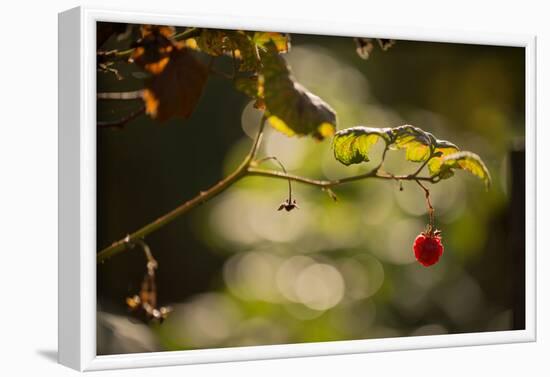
[277,198,299,212]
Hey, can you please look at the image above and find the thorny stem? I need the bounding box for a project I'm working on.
[97,117,438,263]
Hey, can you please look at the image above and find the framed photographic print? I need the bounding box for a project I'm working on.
[58,6,536,371]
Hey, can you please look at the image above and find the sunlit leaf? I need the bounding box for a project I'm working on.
[259,43,337,140]
[193,30,262,72]
[234,75,265,109]
[252,32,290,53]
[427,139,460,175]
[440,151,491,189]
[229,32,261,72]
[129,25,209,121]
[333,126,392,165]
[193,30,291,74]
[142,48,208,121]
[195,29,229,56]
[390,125,433,162]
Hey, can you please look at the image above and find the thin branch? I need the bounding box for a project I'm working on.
[246,167,435,188]
[171,27,202,42]
[372,143,390,172]
[247,167,333,188]
[98,27,202,62]
[97,90,144,100]
[97,106,145,129]
[248,115,267,161]
[98,63,123,80]
[97,115,267,263]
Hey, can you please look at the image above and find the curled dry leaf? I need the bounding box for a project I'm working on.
[131,25,209,122]
[142,48,208,121]
[131,25,176,74]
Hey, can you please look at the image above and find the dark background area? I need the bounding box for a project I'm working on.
[97,24,525,354]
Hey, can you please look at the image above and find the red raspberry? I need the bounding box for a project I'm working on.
[413,233,444,267]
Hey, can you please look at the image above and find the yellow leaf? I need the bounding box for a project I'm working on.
[441,151,491,189]
[268,115,295,137]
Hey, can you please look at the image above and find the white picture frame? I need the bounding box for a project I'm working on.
[58,5,537,371]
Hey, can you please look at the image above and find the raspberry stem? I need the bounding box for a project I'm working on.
[415,179,435,234]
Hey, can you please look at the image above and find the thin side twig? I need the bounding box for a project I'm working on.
[97,90,144,100]
[98,106,145,129]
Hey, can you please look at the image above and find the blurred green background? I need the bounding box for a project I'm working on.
[96,25,525,355]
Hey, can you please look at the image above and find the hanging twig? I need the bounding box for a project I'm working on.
[254,156,298,211]
[415,179,435,233]
[125,238,172,323]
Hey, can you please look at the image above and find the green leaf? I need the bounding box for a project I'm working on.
[252,32,290,53]
[390,125,433,162]
[194,30,261,72]
[259,43,337,140]
[234,75,258,98]
[440,151,491,189]
[333,126,392,165]
[195,29,229,56]
[427,139,460,175]
[228,31,261,72]
[234,75,265,109]
[193,30,291,73]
